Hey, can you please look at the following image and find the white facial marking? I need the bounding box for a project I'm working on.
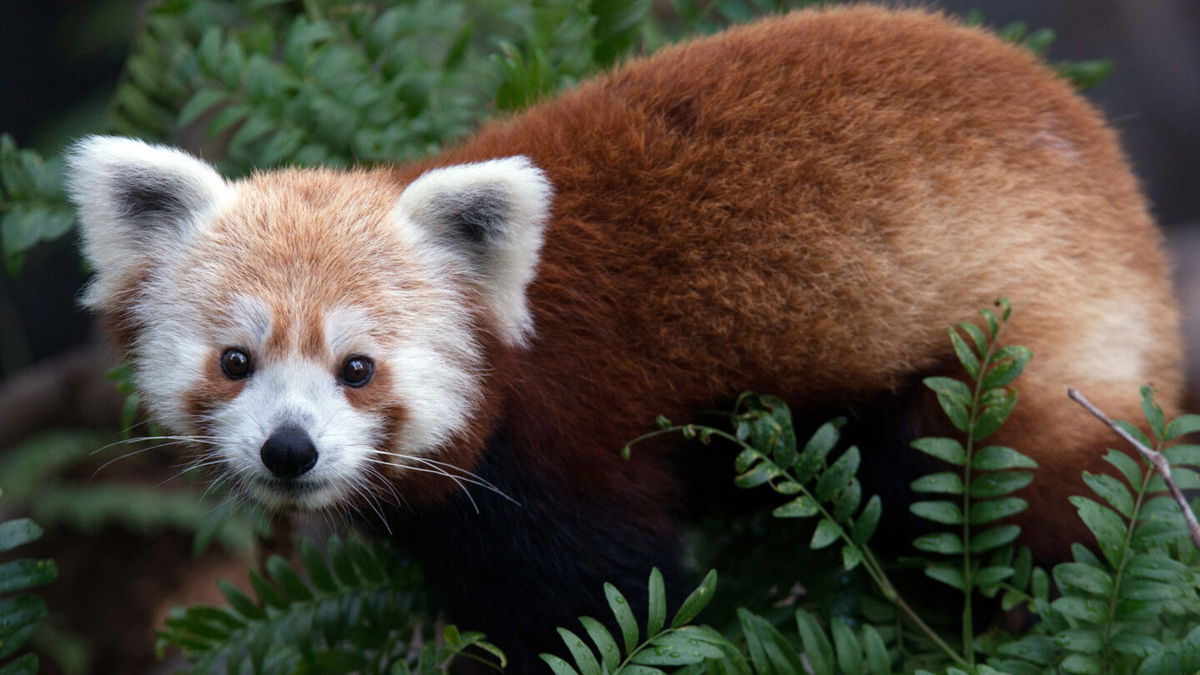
[395,156,552,346]
[324,305,379,357]
[214,295,273,351]
[212,357,379,509]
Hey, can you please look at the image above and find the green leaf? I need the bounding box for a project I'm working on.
[603,582,638,654]
[540,653,581,675]
[634,627,726,665]
[207,103,251,136]
[177,88,228,128]
[913,532,964,554]
[733,448,763,473]
[0,596,45,660]
[970,470,1033,497]
[910,500,963,525]
[910,471,964,494]
[1110,632,1161,657]
[970,525,1021,553]
[974,565,1014,588]
[1069,496,1128,568]
[1140,386,1166,440]
[982,345,1032,390]
[1166,415,1200,440]
[557,628,601,675]
[1104,449,1142,487]
[307,649,367,673]
[972,445,1038,470]
[266,555,313,602]
[1125,552,1190,583]
[841,544,863,571]
[646,567,666,635]
[949,327,980,378]
[979,307,999,337]
[1164,443,1200,465]
[1113,420,1151,448]
[1054,628,1103,654]
[1050,596,1105,623]
[773,496,820,519]
[671,569,717,628]
[0,520,42,553]
[1082,472,1134,517]
[734,461,783,489]
[326,533,357,586]
[1119,577,1183,601]
[300,539,338,593]
[1147,466,1200,492]
[793,610,834,675]
[830,618,863,675]
[815,446,860,503]
[579,617,620,672]
[861,625,890,675]
[910,437,966,466]
[831,479,862,522]
[997,635,1058,665]
[969,496,1027,524]
[229,113,276,152]
[972,387,1018,440]
[1059,59,1113,90]
[851,496,881,544]
[925,564,964,590]
[1060,653,1101,674]
[924,378,971,431]
[217,579,265,621]
[956,321,987,354]
[246,569,285,609]
[810,518,842,550]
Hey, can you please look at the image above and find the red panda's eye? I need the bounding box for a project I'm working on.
[220,348,252,380]
[340,356,374,387]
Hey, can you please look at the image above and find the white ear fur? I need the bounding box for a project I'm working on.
[66,135,231,308]
[396,157,552,346]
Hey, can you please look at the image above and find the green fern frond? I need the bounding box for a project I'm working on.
[158,534,501,674]
[543,568,729,675]
[0,517,57,675]
[0,135,72,275]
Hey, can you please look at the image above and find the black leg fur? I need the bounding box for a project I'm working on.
[395,430,686,674]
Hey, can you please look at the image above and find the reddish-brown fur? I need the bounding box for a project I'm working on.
[417,7,1180,554]
[103,8,1180,558]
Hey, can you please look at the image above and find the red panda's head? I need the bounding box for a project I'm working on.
[67,136,551,510]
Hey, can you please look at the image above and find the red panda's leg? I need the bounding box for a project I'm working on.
[396,429,687,674]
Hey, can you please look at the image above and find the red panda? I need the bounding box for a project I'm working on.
[68,6,1181,671]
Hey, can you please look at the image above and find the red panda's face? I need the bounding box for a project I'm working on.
[67,137,550,511]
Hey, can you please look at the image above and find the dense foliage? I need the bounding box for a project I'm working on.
[0,516,57,675]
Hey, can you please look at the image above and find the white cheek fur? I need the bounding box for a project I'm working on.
[208,358,381,509]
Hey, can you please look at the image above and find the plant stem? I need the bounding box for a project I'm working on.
[1100,446,1154,675]
[633,423,972,669]
[957,304,1015,666]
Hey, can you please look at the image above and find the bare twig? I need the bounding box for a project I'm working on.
[1068,387,1200,551]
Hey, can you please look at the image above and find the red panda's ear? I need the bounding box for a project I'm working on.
[65,136,231,309]
[395,156,552,346]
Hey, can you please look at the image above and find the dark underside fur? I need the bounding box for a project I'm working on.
[391,430,687,674]
[386,384,948,673]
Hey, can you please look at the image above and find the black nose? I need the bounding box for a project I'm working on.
[260,425,318,479]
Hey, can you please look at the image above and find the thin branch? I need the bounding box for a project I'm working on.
[1068,387,1200,551]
